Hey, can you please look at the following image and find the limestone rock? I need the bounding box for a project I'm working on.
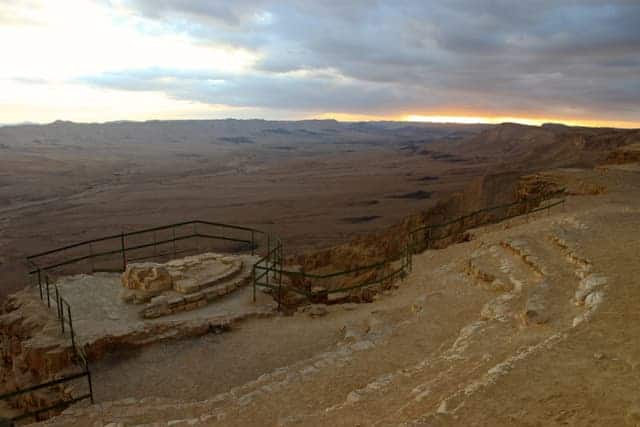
[574,274,607,305]
[122,263,173,293]
[174,278,200,294]
[489,278,513,292]
[523,282,552,325]
[119,288,155,305]
[523,297,549,325]
[149,295,169,307]
[119,289,136,303]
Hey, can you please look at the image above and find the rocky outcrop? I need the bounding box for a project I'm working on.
[605,143,640,165]
[121,263,173,293]
[121,263,173,304]
[141,274,252,319]
[0,290,75,420]
[165,254,243,294]
[120,253,250,318]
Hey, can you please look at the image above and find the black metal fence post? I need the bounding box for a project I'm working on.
[278,241,283,285]
[66,303,76,351]
[85,361,94,404]
[55,285,61,320]
[60,301,65,334]
[277,280,282,312]
[45,276,50,308]
[37,269,43,300]
[120,232,126,271]
[252,266,256,302]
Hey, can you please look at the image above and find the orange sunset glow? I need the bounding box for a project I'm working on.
[1,1,638,127]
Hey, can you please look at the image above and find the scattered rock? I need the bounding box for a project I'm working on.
[574,274,607,304]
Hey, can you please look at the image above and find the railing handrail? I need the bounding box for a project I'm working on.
[0,371,88,401]
[27,219,265,261]
[409,189,566,236]
[4,270,94,422]
[254,258,389,279]
[252,190,566,302]
[30,232,254,273]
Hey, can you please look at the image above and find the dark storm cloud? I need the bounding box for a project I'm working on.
[90,0,640,121]
[84,68,427,113]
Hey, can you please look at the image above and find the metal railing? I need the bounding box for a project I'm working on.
[252,236,413,308]
[252,190,565,306]
[408,190,566,253]
[6,220,267,423]
[0,270,93,423]
[27,220,267,277]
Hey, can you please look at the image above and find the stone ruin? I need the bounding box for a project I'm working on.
[120,253,251,319]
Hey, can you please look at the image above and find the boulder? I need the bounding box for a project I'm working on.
[122,263,173,293]
[523,283,552,325]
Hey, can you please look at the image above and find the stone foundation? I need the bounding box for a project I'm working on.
[120,253,252,319]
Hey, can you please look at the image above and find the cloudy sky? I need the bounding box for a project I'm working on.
[1,0,639,127]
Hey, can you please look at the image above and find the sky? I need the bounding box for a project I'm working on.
[1,0,639,127]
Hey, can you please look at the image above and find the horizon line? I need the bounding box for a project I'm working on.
[1,116,638,130]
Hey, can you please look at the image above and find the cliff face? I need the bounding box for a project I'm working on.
[286,125,638,297]
[0,290,75,419]
[606,143,640,164]
[289,169,560,291]
[443,123,640,170]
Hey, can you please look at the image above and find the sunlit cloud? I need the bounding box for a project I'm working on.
[0,1,257,81]
[1,1,639,126]
[0,0,259,123]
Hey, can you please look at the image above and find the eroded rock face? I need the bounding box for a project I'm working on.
[0,290,75,419]
[121,263,173,293]
[118,254,253,318]
[605,143,640,165]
